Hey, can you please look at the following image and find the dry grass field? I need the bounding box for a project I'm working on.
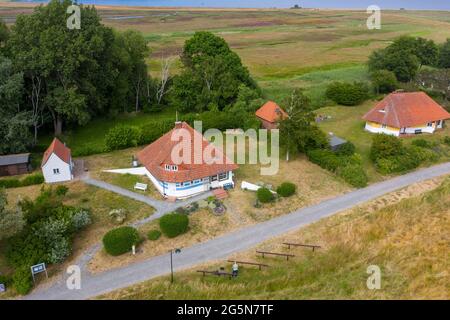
[99,175,450,300]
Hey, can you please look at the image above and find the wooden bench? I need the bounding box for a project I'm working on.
[283,242,322,252]
[197,270,233,279]
[256,250,295,261]
[227,260,269,270]
[134,182,148,191]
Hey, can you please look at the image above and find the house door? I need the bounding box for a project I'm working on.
[400,127,406,134]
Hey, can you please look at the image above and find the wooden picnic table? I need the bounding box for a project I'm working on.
[283,242,322,251]
[197,270,233,279]
[227,260,269,270]
[256,250,295,261]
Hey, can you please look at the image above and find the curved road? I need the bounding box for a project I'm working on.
[26,162,450,300]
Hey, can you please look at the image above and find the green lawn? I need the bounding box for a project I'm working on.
[38,106,177,156]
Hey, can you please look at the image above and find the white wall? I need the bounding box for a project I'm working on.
[365,122,400,136]
[42,153,73,183]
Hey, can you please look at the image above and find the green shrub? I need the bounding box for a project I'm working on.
[411,139,433,149]
[257,187,275,203]
[105,126,141,151]
[370,134,403,161]
[307,149,342,172]
[326,81,369,106]
[0,274,12,287]
[444,136,450,146]
[55,185,69,197]
[138,120,173,145]
[147,230,162,241]
[12,266,33,295]
[370,70,398,94]
[0,173,44,189]
[20,173,44,187]
[0,178,20,189]
[338,164,368,188]
[335,141,356,156]
[159,213,189,238]
[276,182,296,197]
[102,226,140,256]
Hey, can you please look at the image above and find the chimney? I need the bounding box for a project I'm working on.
[174,121,183,129]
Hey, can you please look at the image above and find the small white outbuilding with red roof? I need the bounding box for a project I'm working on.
[41,138,74,183]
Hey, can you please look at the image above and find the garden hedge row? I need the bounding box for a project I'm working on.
[307,149,368,188]
[0,173,44,189]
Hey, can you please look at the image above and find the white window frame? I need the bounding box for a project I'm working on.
[171,165,178,171]
[381,124,387,129]
[427,122,433,127]
[53,168,60,175]
[218,172,228,181]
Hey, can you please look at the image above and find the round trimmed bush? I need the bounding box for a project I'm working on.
[276,182,296,197]
[102,226,140,256]
[147,230,162,241]
[257,187,274,203]
[159,213,189,238]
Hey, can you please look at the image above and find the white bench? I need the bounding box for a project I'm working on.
[134,182,148,191]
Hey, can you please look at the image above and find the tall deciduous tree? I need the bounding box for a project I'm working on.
[279,89,328,161]
[0,56,32,155]
[171,31,258,113]
[368,36,438,82]
[7,0,123,135]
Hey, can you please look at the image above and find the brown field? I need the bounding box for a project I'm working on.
[99,175,450,300]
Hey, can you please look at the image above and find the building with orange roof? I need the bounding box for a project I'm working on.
[255,101,288,129]
[136,122,238,199]
[363,91,450,136]
[41,138,74,183]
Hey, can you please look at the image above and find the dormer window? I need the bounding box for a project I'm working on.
[165,164,178,171]
[379,109,386,113]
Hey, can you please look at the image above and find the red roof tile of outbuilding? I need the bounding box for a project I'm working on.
[362,92,450,128]
[137,122,238,183]
[41,138,72,167]
[255,101,288,123]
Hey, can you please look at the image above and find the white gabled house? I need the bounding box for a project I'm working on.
[136,121,238,199]
[41,138,74,183]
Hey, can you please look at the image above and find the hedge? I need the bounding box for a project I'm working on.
[102,226,140,256]
[257,187,275,203]
[0,173,44,189]
[105,126,141,151]
[276,182,296,197]
[326,81,369,106]
[337,164,368,188]
[147,230,162,241]
[159,213,189,238]
[307,148,368,188]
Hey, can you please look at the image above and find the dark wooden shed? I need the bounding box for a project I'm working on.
[0,153,31,177]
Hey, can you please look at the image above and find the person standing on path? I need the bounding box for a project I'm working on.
[232,262,239,277]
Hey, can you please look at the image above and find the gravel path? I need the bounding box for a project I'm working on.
[25,162,450,300]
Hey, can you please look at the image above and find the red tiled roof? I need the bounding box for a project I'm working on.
[137,122,238,183]
[255,101,288,123]
[41,138,72,167]
[362,92,450,128]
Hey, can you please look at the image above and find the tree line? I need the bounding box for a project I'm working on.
[0,1,261,156]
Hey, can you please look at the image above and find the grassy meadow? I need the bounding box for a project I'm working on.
[99,175,450,300]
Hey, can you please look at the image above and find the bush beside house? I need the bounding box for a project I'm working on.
[257,187,275,203]
[276,182,296,197]
[103,226,140,256]
[159,213,189,238]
